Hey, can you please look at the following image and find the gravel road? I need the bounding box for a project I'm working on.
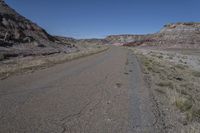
[0,47,159,133]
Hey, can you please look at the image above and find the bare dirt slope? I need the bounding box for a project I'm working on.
[0,47,163,133]
[0,0,76,60]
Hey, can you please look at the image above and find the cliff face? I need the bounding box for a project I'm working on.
[56,22,200,49]
[0,0,75,59]
[159,23,200,44]
[123,23,200,49]
[0,0,57,44]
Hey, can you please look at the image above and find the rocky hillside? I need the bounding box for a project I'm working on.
[124,23,200,49]
[155,23,200,48]
[105,35,150,45]
[0,0,76,60]
[76,39,108,46]
[54,36,77,45]
[55,36,108,47]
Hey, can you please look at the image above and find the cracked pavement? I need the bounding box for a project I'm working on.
[0,47,158,133]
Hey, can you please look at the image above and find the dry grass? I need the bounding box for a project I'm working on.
[131,48,200,132]
[156,81,174,89]
[192,71,200,77]
[0,53,5,61]
[175,64,188,70]
[175,96,193,112]
[0,46,109,79]
[155,88,166,94]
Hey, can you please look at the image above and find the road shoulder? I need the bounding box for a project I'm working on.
[0,46,109,80]
[125,50,166,132]
[131,48,200,132]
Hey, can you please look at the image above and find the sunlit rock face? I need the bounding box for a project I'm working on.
[159,23,200,44]
[122,23,200,49]
[0,0,56,44]
[0,0,76,59]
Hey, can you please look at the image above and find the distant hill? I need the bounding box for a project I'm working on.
[54,36,108,47]
[122,23,200,49]
[154,23,200,48]
[1,0,199,60]
[0,0,76,60]
[105,23,200,49]
[105,34,151,46]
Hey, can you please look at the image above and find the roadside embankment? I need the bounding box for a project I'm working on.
[0,45,109,79]
[130,48,200,133]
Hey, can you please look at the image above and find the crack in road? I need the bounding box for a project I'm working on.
[0,47,164,133]
[58,75,109,133]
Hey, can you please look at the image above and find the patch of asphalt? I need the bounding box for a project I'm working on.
[0,49,112,98]
[0,47,163,132]
[127,51,166,133]
[135,52,168,133]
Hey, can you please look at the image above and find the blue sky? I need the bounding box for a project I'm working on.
[6,0,200,39]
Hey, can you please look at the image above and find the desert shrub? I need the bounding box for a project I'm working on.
[175,64,187,70]
[175,96,193,112]
[192,71,200,77]
[186,106,200,121]
[193,108,200,119]
[180,83,194,91]
[168,56,173,60]
[155,88,166,94]
[156,81,174,89]
[0,53,5,61]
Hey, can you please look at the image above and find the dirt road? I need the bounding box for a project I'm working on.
[0,47,160,133]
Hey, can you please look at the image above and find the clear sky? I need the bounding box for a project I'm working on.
[5,0,200,39]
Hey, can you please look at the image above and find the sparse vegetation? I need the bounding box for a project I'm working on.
[175,64,187,70]
[192,71,200,77]
[155,88,166,94]
[168,56,173,60]
[175,96,193,112]
[0,46,109,79]
[132,48,200,132]
[156,81,174,89]
[187,107,200,121]
[0,53,5,61]
[0,53,6,61]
